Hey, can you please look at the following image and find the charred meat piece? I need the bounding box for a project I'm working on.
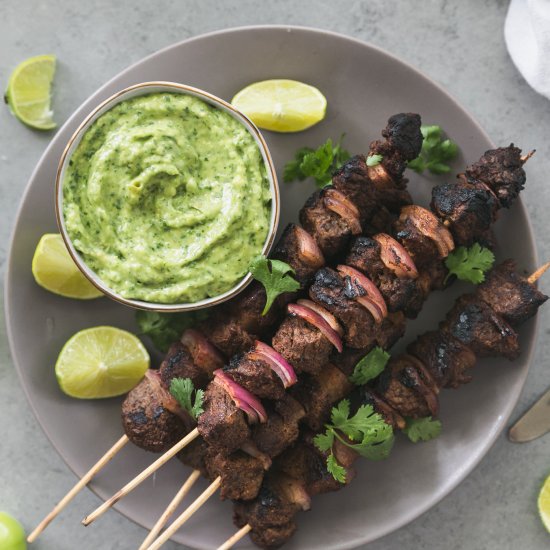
[408,331,476,389]
[180,329,225,377]
[376,311,407,349]
[356,386,406,430]
[158,341,209,390]
[121,376,186,452]
[198,383,250,453]
[345,236,423,316]
[431,181,498,247]
[309,267,378,349]
[299,188,355,259]
[293,363,353,431]
[271,315,333,375]
[271,223,325,286]
[224,353,285,400]
[441,294,520,360]
[376,355,438,418]
[206,449,264,501]
[463,145,527,208]
[331,345,371,377]
[200,316,256,358]
[380,112,424,163]
[478,259,548,326]
[177,437,209,477]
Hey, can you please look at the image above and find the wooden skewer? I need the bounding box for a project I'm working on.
[138,469,201,550]
[521,150,535,164]
[528,262,550,284]
[27,434,129,543]
[217,524,252,550]
[82,427,199,526]
[146,476,222,550]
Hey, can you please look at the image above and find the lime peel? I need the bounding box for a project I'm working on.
[538,473,550,533]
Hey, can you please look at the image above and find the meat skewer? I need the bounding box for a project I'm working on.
[220,259,548,550]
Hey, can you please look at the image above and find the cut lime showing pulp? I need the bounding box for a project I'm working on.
[32,233,103,299]
[55,326,150,399]
[538,474,550,533]
[5,54,56,130]
[231,79,327,132]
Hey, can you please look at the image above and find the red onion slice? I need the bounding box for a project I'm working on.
[252,341,298,387]
[337,265,388,323]
[323,189,362,235]
[373,233,419,279]
[287,303,343,353]
[297,299,344,336]
[181,329,225,376]
[295,226,325,267]
[240,440,272,470]
[213,370,268,424]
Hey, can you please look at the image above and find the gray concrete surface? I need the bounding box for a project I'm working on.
[1,1,549,549]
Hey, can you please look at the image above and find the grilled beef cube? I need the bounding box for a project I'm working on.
[441,294,520,359]
[309,267,377,349]
[408,331,476,389]
[345,236,422,316]
[376,311,406,349]
[177,437,209,477]
[158,341,208,390]
[394,213,442,268]
[224,353,285,400]
[478,260,548,326]
[198,383,250,453]
[271,315,333,375]
[206,449,264,501]
[293,364,353,430]
[356,386,406,430]
[380,112,424,164]
[201,316,256,357]
[431,181,498,247]
[463,145,527,208]
[121,377,186,452]
[376,355,438,418]
[299,189,354,259]
[271,223,325,286]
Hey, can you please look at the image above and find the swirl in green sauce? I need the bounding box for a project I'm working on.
[63,92,271,303]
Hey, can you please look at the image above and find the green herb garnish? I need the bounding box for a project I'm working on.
[408,125,459,174]
[169,377,204,420]
[444,243,495,284]
[349,347,390,386]
[403,416,442,443]
[249,255,300,315]
[366,153,383,167]
[314,399,394,483]
[135,310,208,352]
[283,136,351,188]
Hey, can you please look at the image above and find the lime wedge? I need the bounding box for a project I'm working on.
[231,79,327,132]
[5,54,56,130]
[55,326,150,399]
[538,474,550,533]
[32,234,103,299]
[0,512,26,550]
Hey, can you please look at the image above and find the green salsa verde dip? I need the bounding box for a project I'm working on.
[63,92,272,304]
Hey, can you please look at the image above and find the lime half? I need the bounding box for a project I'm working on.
[55,326,150,399]
[538,474,550,533]
[5,54,56,130]
[231,79,327,132]
[32,233,103,299]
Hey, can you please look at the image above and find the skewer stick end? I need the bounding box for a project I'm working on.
[218,524,252,550]
[521,150,536,164]
[528,261,550,284]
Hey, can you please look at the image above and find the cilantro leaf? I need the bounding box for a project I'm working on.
[349,347,390,385]
[403,416,442,443]
[326,454,347,483]
[169,377,204,420]
[366,153,383,167]
[249,255,301,315]
[444,243,495,284]
[135,310,209,352]
[408,125,459,175]
[283,136,351,188]
[314,399,394,483]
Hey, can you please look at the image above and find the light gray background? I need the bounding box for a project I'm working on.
[1,1,549,549]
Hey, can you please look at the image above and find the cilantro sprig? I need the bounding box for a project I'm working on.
[349,347,390,386]
[284,136,351,188]
[314,399,394,483]
[408,125,459,175]
[366,153,383,167]
[444,243,495,284]
[403,416,442,443]
[136,310,209,352]
[249,255,300,315]
[169,377,204,421]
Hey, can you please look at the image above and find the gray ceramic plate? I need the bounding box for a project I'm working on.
[5,26,539,550]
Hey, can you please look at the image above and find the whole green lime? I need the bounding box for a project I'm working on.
[0,512,26,550]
